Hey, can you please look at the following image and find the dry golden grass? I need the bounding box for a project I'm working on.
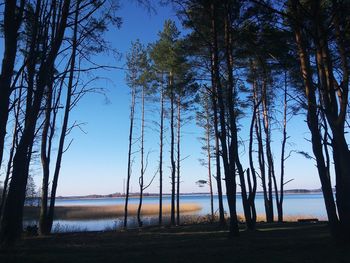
[23,203,202,220]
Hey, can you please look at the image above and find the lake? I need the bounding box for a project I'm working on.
[26,193,328,232]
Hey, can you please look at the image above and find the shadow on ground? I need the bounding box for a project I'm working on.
[0,222,348,263]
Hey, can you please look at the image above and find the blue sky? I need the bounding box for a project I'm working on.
[0,1,327,196]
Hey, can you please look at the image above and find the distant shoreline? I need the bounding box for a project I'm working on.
[56,189,326,200]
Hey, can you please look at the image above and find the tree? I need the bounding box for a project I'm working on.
[196,90,215,222]
[0,0,25,171]
[123,40,153,228]
[123,40,139,228]
[39,0,81,235]
[25,174,37,207]
[150,20,181,226]
[173,0,241,234]
[37,0,121,235]
[237,2,296,223]
[0,85,23,216]
[287,0,350,240]
[158,72,165,225]
[0,0,71,245]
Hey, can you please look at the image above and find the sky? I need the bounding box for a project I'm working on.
[0,0,328,196]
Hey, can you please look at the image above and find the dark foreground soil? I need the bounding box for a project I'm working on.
[0,222,348,263]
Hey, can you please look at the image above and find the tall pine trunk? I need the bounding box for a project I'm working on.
[224,1,253,230]
[176,96,181,225]
[210,88,225,226]
[277,71,288,222]
[158,78,164,225]
[169,73,176,226]
[137,86,145,227]
[124,86,136,228]
[255,101,271,222]
[205,96,214,222]
[261,77,275,223]
[247,80,259,228]
[39,78,54,235]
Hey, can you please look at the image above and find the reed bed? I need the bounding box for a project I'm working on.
[23,203,202,220]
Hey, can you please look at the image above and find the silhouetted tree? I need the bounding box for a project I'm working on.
[0,0,25,170]
[0,0,71,245]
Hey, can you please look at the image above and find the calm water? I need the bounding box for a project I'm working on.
[25,193,328,232]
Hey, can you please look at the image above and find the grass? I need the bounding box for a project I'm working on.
[0,222,348,263]
[23,203,202,220]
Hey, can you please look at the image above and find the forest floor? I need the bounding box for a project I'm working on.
[0,222,348,263]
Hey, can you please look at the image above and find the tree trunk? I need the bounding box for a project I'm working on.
[39,78,53,235]
[247,80,259,228]
[124,86,136,228]
[277,71,288,222]
[291,0,339,237]
[318,5,350,238]
[210,80,225,226]
[170,73,176,226]
[255,101,271,222]
[176,95,181,225]
[137,85,145,227]
[205,95,214,222]
[261,77,275,223]
[0,86,22,216]
[210,2,239,237]
[224,1,253,230]
[158,77,164,225]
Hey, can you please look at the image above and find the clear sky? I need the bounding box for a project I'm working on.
[0,0,327,196]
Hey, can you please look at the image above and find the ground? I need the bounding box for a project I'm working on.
[0,222,348,263]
